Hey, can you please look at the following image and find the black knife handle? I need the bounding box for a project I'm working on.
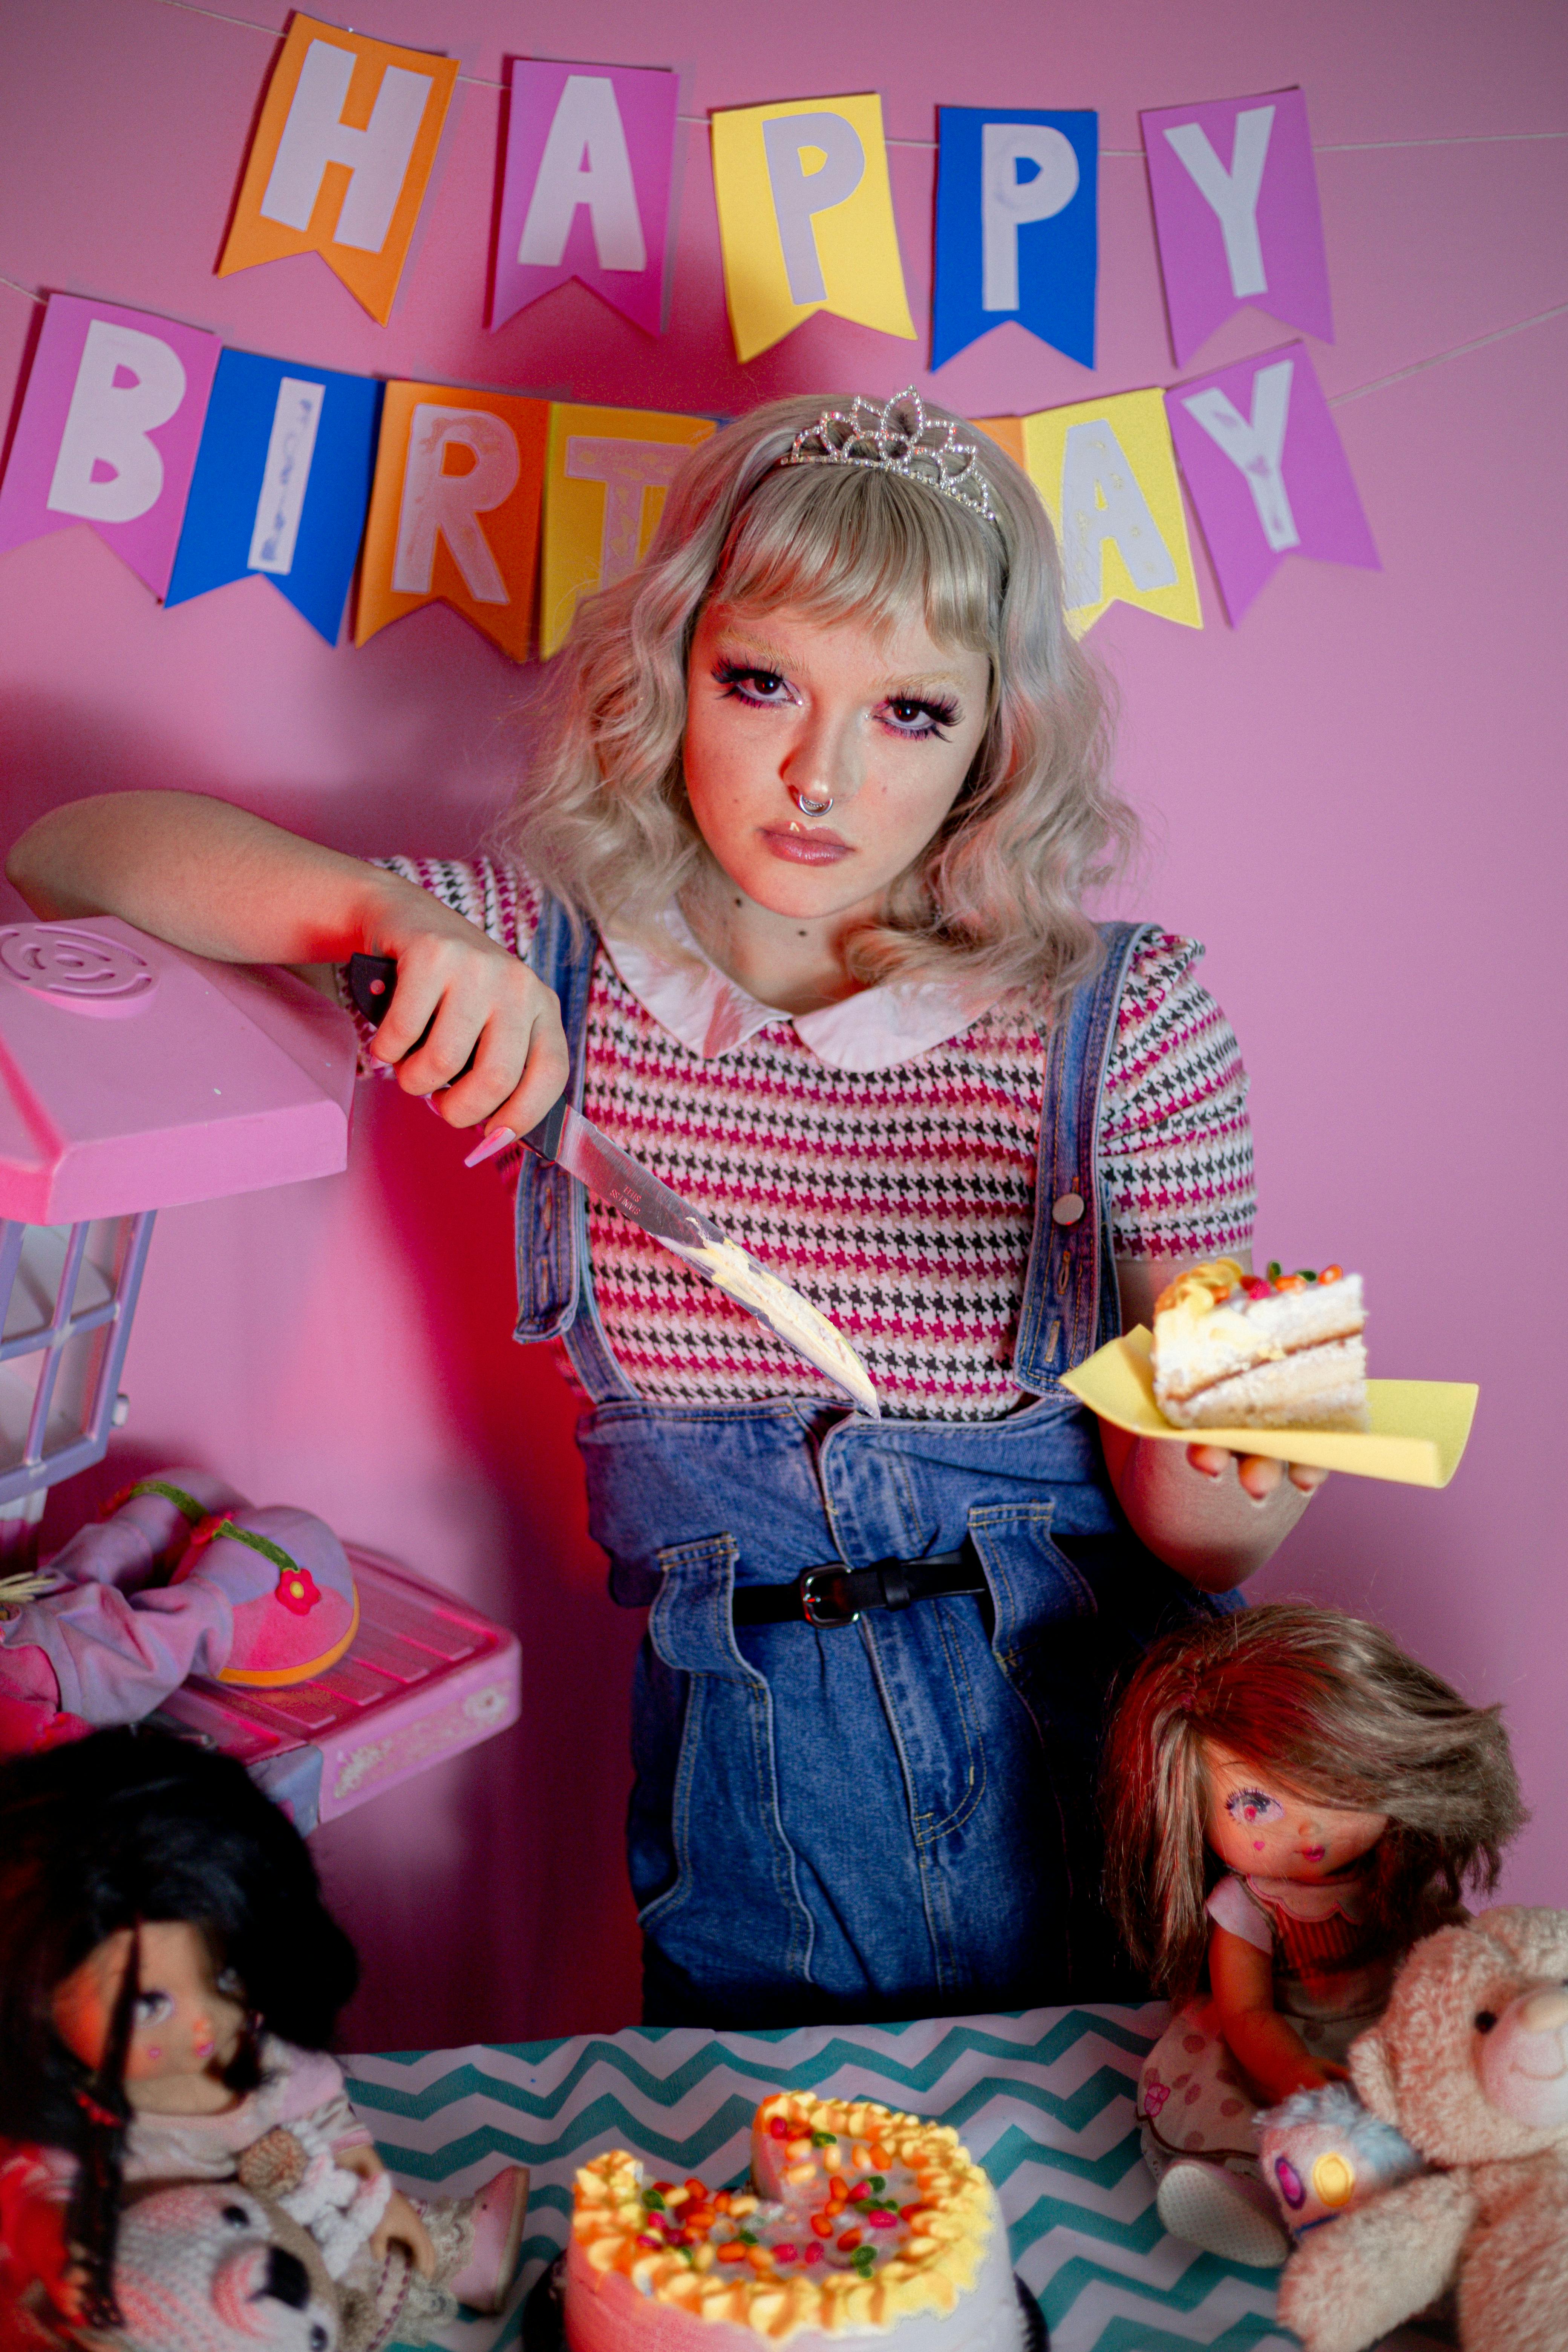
[346,952,476,1081]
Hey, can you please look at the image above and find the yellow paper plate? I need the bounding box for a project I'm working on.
[1059,1328,1478,1488]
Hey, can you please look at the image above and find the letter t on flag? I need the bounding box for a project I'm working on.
[491,61,677,333]
[1141,88,1332,365]
[219,14,457,324]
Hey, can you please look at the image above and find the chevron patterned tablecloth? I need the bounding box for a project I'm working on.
[347,2002,1351,2351]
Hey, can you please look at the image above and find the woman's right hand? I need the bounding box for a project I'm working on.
[360,882,569,1146]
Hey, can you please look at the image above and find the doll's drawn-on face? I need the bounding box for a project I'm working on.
[1202,1740,1388,1883]
[52,1919,248,2099]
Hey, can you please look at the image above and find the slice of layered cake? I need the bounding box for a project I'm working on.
[1151,1259,1369,1432]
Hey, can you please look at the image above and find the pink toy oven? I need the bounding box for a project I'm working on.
[0,916,519,1824]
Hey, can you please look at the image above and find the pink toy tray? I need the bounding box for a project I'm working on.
[152,1544,520,1832]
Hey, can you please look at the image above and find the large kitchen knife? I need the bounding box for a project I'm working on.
[346,954,877,1414]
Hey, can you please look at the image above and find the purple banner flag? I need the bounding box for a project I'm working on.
[490,60,677,334]
[1141,88,1332,366]
[1165,342,1378,624]
[0,294,220,597]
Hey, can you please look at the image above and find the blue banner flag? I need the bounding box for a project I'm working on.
[931,107,1098,372]
[165,348,382,642]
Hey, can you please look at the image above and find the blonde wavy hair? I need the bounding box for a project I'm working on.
[498,393,1137,999]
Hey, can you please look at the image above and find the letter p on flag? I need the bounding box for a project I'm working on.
[219,14,458,324]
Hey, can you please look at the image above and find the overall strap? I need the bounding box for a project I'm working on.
[1012,919,1154,1393]
[510,895,639,1402]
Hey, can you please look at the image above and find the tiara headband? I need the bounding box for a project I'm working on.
[781,387,999,527]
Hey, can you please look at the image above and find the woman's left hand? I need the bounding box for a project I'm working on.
[1186,1446,1329,1501]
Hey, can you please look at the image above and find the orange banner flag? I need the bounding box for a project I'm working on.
[218,15,457,325]
[355,383,549,660]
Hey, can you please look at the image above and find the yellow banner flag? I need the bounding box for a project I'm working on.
[540,405,716,658]
[356,383,549,661]
[219,15,457,326]
[978,390,1202,634]
[710,93,916,363]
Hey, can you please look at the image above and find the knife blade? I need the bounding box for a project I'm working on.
[346,954,879,1414]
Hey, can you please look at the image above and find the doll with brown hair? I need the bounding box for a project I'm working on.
[0,1727,528,2348]
[1100,1603,1524,2271]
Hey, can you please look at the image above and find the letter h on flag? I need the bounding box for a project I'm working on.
[219,14,458,324]
[490,60,678,333]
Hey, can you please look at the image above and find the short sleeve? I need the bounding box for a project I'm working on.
[1205,1873,1274,1953]
[1099,930,1256,1261]
[335,853,542,1071]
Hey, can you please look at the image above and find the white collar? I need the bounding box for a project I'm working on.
[600,905,1003,1074]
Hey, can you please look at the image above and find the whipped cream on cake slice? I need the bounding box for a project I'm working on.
[1151,1258,1369,1432]
[564,2091,1024,2349]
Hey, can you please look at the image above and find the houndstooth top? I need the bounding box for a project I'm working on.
[356,856,1255,1422]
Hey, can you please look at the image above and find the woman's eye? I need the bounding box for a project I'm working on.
[880,697,954,739]
[1226,1787,1285,1827]
[715,663,793,706]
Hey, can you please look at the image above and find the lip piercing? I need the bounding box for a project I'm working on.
[790,788,834,816]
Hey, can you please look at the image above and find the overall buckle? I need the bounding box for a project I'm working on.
[799,1565,858,1629]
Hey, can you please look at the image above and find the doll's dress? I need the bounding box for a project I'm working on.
[1137,1864,1396,2186]
[122,2037,478,2350]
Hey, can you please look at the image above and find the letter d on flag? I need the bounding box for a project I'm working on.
[219,14,457,324]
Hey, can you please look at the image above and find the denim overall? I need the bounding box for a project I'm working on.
[513,900,1228,2025]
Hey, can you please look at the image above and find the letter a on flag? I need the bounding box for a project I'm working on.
[1165,342,1377,623]
[1141,88,1332,365]
[539,404,715,655]
[710,93,916,363]
[0,294,220,598]
[219,14,458,325]
[356,382,550,659]
[977,390,1202,634]
[491,61,678,333]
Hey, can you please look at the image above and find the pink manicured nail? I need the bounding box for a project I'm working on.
[464,1127,518,1168]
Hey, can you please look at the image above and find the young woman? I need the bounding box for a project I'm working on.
[8,391,1324,2027]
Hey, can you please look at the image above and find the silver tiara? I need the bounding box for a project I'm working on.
[782,388,998,526]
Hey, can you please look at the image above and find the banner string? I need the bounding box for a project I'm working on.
[146,2,1568,158]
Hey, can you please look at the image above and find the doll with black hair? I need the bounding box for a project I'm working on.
[0,1726,527,2347]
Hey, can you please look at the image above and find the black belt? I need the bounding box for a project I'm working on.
[731,1544,987,1631]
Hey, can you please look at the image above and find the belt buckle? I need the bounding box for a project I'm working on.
[800,1565,858,1629]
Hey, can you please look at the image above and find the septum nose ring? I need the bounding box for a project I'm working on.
[790,786,835,817]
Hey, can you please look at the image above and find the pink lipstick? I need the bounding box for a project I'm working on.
[760,824,852,866]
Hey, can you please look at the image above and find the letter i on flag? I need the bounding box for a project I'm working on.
[219,14,458,325]
[491,61,678,333]
[1165,341,1377,624]
[164,350,383,643]
[0,294,220,597]
[1141,88,1332,365]
[539,405,715,655]
[977,390,1202,634]
[931,107,1098,370]
[356,383,550,660]
[710,93,916,362]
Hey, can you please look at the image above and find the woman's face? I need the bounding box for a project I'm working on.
[52,1920,247,2087]
[1203,1741,1388,1882]
[682,599,991,928]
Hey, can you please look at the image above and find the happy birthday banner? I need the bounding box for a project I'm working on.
[0,35,1379,647]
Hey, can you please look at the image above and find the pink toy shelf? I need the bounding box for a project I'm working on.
[0,916,521,1820]
[152,1544,521,1834]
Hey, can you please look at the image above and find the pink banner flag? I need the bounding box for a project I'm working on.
[1165,342,1378,625]
[490,60,677,334]
[1141,88,1332,366]
[0,294,220,598]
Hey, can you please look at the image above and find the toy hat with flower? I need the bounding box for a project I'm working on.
[168,1506,357,1687]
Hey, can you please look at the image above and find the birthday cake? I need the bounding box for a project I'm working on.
[563,2091,1024,2348]
[1151,1259,1369,1431]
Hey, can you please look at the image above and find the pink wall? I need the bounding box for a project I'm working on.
[2,1,1563,2047]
